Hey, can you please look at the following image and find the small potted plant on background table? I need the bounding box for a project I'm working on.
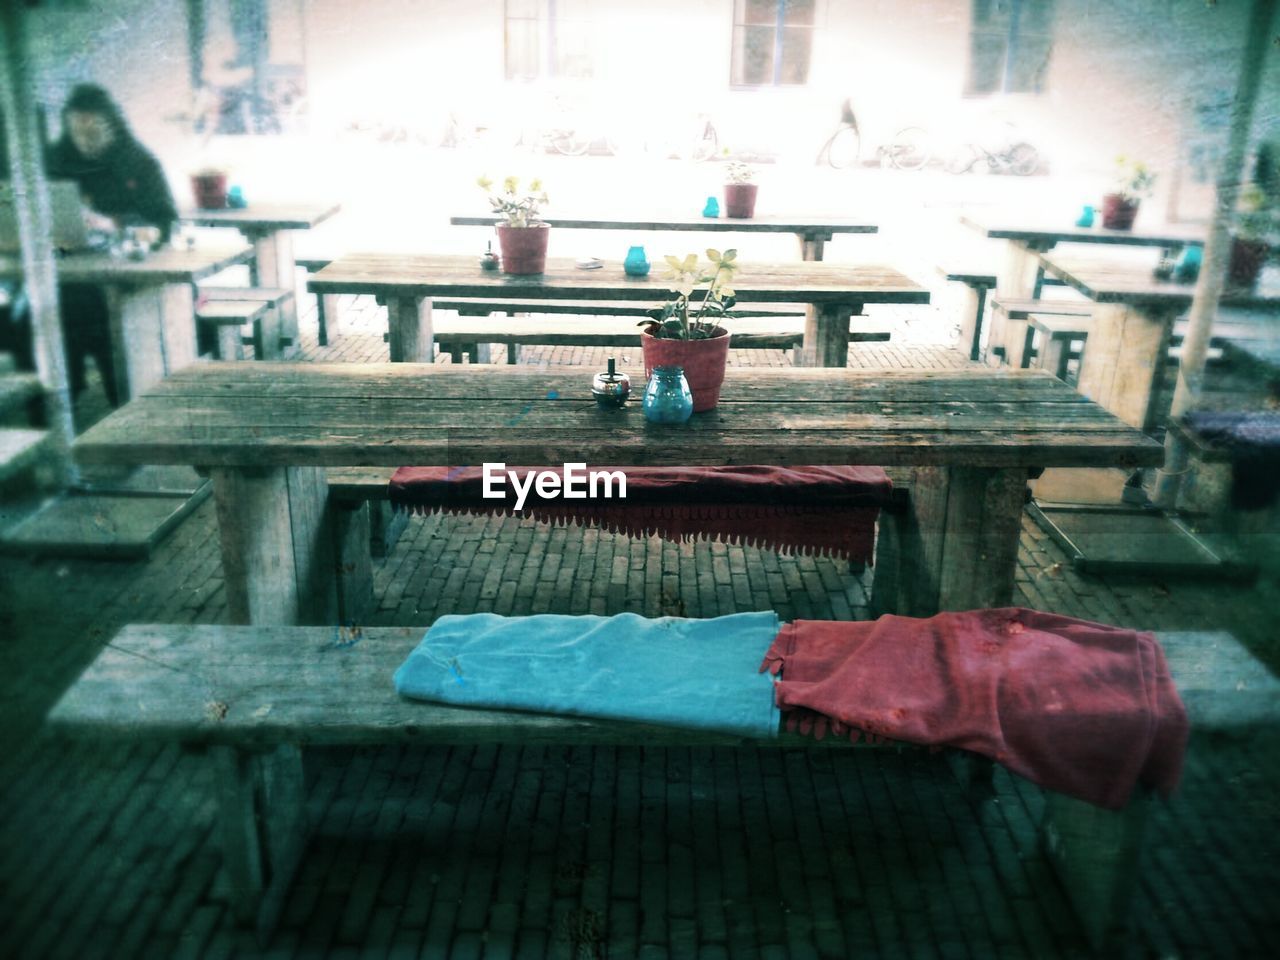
[1230,183,1276,289]
[723,160,758,219]
[1102,156,1155,230]
[191,166,229,209]
[639,248,738,412]
[480,175,550,274]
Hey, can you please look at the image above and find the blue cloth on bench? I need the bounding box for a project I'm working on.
[394,611,782,738]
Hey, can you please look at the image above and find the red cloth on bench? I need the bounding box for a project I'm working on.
[390,465,892,563]
[759,609,1188,809]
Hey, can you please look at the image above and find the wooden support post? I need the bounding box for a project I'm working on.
[1038,335,1073,381]
[213,744,307,941]
[1041,789,1150,952]
[797,233,827,261]
[250,230,298,347]
[332,501,373,623]
[211,466,336,626]
[316,293,342,345]
[216,324,245,361]
[873,467,1026,616]
[386,295,433,362]
[1075,303,1176,431]
[957,282,990,362]
[989,240,1047,366]
[801,302,855,367]
[1003,314,1036,370]
[103,285,172,402]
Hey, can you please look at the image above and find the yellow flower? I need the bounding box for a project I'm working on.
[503,176,519,193]
[476,175,493,190]
[529,178,543,192]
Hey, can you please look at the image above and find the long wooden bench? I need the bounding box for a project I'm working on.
[937,266,997,362]
[196,300,272,361]
[425,313,893,364]
[990,297,1094,368]
[45,622,1278,948]
[197,287,296,360]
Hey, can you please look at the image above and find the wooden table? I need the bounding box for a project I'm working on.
[962,215,1205,300]
[180,203,341,343]
[0,245,253,402]
[449,214,878,261]
[309,254,928,367]
[1039,252,1280,430]
[73,363,1162,625]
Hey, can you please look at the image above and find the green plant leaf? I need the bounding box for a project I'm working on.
[706,248,721,262]
[723,248,737,262]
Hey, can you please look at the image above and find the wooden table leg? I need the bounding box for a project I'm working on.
[103,282,198,403]
[872,466,1026,616]
[316,293,342,346]
[214,743,307,941]
[1074,302,1175,431]
[798,232,827,358]
[386,295,434,362]
[1038,334,1072,381]
[210,465,337,626]
[957,282,990,362]
[250,229,299,348]
[801,302,855,367]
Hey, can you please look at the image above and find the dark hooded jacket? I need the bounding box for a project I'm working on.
[46,84,178,241]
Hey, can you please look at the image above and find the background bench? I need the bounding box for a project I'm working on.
[197,287,296,360]
[46,623,1277,949]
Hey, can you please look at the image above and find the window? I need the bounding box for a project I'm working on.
[730,0,816,88]
[505,0,594,81]
[966,0,1054,95]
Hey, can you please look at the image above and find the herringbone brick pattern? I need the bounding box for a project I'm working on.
[0,293,1276,959]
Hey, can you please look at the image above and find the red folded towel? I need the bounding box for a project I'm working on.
[390,465,893,563]
[760,609,1188,809]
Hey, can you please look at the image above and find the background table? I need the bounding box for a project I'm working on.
[449,214,878,261]
[0,245,252,402]
[1039,252,1280,430]
[74,363,1162,625]
[310,254,927,367]
[962,215,1206,300]
[180,203,341,344]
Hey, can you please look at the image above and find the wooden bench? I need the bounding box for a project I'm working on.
[45,623,1277,948]
[297,256,340,345]
[424,313,892,364]
[0,426,48,487]
[937,266,997,362]
[197,287,296,360]
[0,368,42,426]
[990,298,1094,368]
[196,300,272,361]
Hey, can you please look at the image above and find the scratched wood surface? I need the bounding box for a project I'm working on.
[72,363,1163,470]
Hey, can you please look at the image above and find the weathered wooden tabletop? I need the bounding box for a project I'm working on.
[72,362,1163,470]
[961,215,1205,248]
[0,245,253,284]
[449,214,878,237]
[1039,253,1280,307]
[309,254,929,305]
[178,202,342,232]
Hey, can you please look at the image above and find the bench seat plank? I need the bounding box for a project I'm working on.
[197,300,270,324]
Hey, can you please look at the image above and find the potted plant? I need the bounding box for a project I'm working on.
[479,175,550,274]
[639,248,738,412]
[191,166,229,209]
[723,160,758,219]
[1230,183,1274,289]
[1102,156,1155,230]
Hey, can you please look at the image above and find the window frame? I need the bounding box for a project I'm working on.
[964,0,1053,97]
[729,0,816,90]
[504,0,594,83]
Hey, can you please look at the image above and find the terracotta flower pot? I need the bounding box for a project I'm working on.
[1101,193,1139,230]
[1228,236,1269,289]
[191,172,228,209]
[496,223,550,275]
[641,327,731,412]
[723,183,758,219]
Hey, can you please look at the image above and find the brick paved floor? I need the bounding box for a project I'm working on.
[0,293,1277,958]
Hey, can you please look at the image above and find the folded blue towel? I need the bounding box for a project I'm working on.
[394,611,781,738]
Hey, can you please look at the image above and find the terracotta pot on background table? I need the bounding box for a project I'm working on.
[723,183,758,219]
[1101,193,1139,230]
[1228,236,1269,289]
[191,172,228,210]
[496,223,550,275]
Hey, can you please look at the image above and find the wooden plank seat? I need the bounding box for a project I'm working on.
[198,287,296,360]
[991,298,1095,368]
[421,312,892,364]
[195,299,271,362]
[0,427,49,486]
[0,370,42,425]
[45,623,1276,949]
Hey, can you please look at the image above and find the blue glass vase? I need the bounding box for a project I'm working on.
[623,245,650,277]
[702,196,720,218]
[642,366,694,423]
[1074,204,1094,228]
